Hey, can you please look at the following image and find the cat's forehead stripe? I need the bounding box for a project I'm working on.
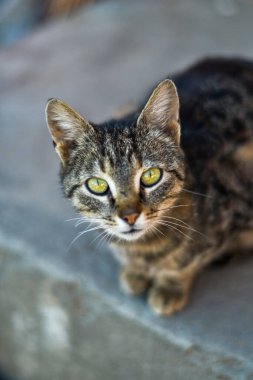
[99,158,105,172]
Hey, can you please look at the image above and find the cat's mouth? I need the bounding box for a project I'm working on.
[123,228,140,235]
[115,227,146,241]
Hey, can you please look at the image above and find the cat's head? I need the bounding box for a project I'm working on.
[45,79,185,242]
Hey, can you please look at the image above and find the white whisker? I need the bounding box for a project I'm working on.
[169,204,190,209]
[150,225,168,244]
[182,188,211,198]
[90,229,108,246]
[68,225,103,250]
[65,217,84,222]
[156,220,193,240]
[75,218,102,227]
[97,230,112,248]
[159,215,209,239]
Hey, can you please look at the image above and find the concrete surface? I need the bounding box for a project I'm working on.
[0,248,219,380]
[1,0,253,379]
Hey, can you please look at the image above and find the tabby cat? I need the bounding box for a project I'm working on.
[46,58,253,315]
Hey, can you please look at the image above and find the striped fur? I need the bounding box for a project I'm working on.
[46,58,253,315]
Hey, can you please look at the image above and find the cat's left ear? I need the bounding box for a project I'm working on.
[46,98,93,165]
[137,79,180,144]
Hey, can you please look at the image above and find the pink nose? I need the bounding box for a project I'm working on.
[122,213,140,226]
[119,208,140,226]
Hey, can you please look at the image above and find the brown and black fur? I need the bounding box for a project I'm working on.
[46,58,253,315]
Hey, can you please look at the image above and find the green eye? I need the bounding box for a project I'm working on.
[141,167,162,187]
[86,177,109,195]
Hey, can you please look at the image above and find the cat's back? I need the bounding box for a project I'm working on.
[173,57,253,166]
[173,58,253,230]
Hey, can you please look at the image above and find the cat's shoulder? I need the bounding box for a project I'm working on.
[173,57,253,165]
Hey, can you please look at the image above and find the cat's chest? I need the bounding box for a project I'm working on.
[111,234,179,267]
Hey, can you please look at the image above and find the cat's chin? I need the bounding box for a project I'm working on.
[113,229,146,242]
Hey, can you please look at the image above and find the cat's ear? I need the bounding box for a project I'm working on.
[46,98,92,165]
[137,79,180,144]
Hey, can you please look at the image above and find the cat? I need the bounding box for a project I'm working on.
[45,57,253,316]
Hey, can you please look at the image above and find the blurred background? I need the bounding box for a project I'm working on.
[1,1,253,379]
[0,0,96,47]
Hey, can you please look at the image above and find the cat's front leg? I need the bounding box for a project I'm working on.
[148,245,223,316]
[120,265,151,296]
[148,269,194,316]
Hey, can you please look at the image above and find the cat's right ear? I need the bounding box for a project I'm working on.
[137,79,180,144]
[45,99,92,165]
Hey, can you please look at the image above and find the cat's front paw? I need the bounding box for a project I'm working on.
[120,268,150,296]
[148,276,189,316]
